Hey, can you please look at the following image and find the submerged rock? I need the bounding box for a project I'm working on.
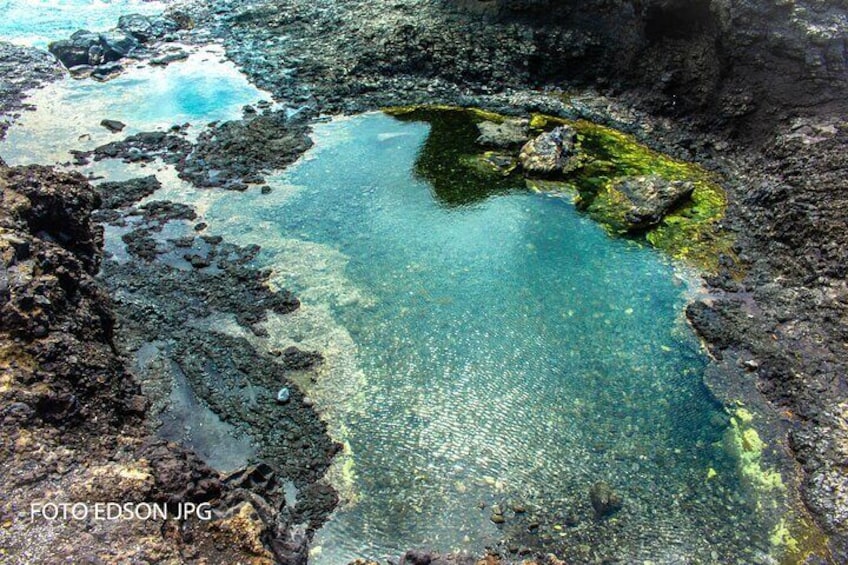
[589,481,623,518]
[519,126,579,175]
[476,118,529,148]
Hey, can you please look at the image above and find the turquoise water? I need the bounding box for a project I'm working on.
[200,114,772,563]
[0,0,168,48]
[0,46,266,166]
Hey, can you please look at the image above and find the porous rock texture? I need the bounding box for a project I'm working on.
[0,165,311,564]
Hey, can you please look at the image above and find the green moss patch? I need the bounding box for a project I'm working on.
[530,113,734,272]
[383,106,735,271]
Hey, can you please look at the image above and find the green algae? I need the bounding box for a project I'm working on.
[529,113,733,271]
[720,406,832,564]
[383,106,734,271]
[384,106,523,207]
[724,407,785,495]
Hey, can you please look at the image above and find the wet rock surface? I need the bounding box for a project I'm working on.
[95,175,161,209]
[610,175,695,231]
[0,42,63,139]
[0,164,312,565]
[518,126,579,175]
[77,110,312,190]
[475,118,529,148]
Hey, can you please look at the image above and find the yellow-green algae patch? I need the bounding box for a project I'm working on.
[384,106,734,272]
[724,407,784,495]
[722,406,832,564]
[529,113,734,272]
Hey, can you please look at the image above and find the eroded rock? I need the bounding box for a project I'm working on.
[519,126,579,175]
[610,174,694,230]
[476,118,529,148]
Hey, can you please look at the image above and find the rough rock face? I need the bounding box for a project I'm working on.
[48,30,138,68]
[0,165,314,564]
[610,174,694,230]
[476,118,529,148]
[518,126,578,175]
[78,111,313,191]
[95,175,161,210]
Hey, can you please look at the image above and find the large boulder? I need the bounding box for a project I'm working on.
[99,31,138,59]
[48,30,138,69]
[611,174,695,230]
[117,14,155,42]
[518,125,579,175]
[48,31,100,68]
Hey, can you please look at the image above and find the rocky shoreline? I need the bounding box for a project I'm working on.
[1,0,846,563]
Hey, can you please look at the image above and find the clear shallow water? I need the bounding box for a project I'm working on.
[0,45,267,167]
[0,0,168,48]
[198,114,773,563]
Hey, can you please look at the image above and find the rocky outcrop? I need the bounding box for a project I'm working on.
[0,42,63,139]
[0,164,324,564]
[608,174,694,230]
[518,126,579,175]
[476,118,529,148]
[46,13,192,80]
[48,30,139,68]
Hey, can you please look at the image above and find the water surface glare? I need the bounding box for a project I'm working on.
[0,0,168,48]
[202,113,769,563]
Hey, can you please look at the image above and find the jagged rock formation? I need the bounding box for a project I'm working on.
[0,165,314,564]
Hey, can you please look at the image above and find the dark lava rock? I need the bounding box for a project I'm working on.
[401,550,433,565]
[519,126,579,175]
[589,481,623,518]
[96,175,161,209]
[99,31,138,59]
[48,30,137,69]
[90,61,124,82]
[100,119,126,133]
[137,200,197,224]
[280,346,323,371]
[118,14,157,42]
[179,110,313,190]
[476,118,529,148]
[116,13,186,43]
[611,174,695,230]
[88,131,192,165]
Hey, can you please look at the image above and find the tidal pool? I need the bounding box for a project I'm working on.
[1,45,267,168]
[0,7,786,557]
[197,113,778,563]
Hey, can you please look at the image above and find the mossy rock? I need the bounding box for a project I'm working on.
[382,106,735,271]
[528,113,735,272]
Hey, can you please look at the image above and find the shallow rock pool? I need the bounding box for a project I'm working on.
[197,113,777,563]
[0,9,787,558]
